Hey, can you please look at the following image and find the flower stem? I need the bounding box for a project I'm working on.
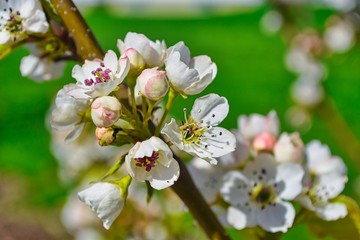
[316,96,360,172]
[50,0,104,61]
[171,154,230,240]
[154,88,178,136]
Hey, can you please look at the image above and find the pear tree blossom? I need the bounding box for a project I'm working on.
[0,0,48,45]
[296,140,348,220]
[70,50,130,99]
[161,93,236,165]
[117,32,167,68]
[165,41,217,96]
[220,153,304,232]
[51,84,90,142]
[78,181,129,229]
[125,136,180,190]
[3,1,358,239]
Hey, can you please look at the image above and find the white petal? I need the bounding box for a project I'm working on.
[220,171,251,206]
[166,51,199,92]
[189,55,217,80]
[78,182,123,230]
[257,201,295,233]
[227,206,247,230]
[315,203,347,221]
[276,163,304,200]
[315,172,347,199]
[65,123,85,143]
[191,93,229,126]
[23,10,48,33]
[0,30,10,44]
[243,153,277,182]
[188,157,225,203]
[166,41,191,64]
[218,130,249,168]
[103,50,118,73]
[161,118,184,149]
[149,159,180,190]
[201,127,236,158]
[116,39,126,53]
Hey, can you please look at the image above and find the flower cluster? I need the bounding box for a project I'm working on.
[189,111,348,233]
[50,32,235,229]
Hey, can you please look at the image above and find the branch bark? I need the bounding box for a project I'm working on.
[50,0,104,61]
[172,155,230,240]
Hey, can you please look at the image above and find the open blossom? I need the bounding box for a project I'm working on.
[78,182,125,230]
[161,93,236,165]
[125,136,179,190]
[297,140,348,220]
[0,0,48,44]
[117,32,166,67]
[51,84,90,143]
[220,154,304,232]
[165,41,217,96]
[91,96,121,127]
[70,50,129,99]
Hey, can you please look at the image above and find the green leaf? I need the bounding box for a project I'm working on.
[0,44,12,60]
[305,195,360,239]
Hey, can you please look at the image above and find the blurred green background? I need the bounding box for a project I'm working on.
[0,3,359,239]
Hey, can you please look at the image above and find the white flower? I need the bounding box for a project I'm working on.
[20,54,65,81]
[296,140,348,220]
[274,132,304,163]
[220,153,304,232]
[51,84,90,143]
[91,96,121,127]
[238,110,279,141]
[117,32,166,67]
[305,140,347,175]
[78,182,125,229]
[70,50,129,99]
[125,136,179,190]
[161,93,236,165]
[0,0,48,44]
[165,41,217,96]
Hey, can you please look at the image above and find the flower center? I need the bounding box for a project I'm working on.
[85,64,113,86]
[180,117,206,144]
[1,9,24,41]
[134,151,159,172]
[251,184,276,205]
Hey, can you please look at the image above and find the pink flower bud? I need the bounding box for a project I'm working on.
[124,48,145,73]
[96,127,115,146]
[91,96,121,127]
[274,132,304,163]
[137,67,169,101]
[252,132,277,152]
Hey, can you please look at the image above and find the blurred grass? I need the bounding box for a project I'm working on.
[0,5,359,239]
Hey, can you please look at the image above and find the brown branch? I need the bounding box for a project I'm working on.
[172,155,231,240]
[50,0,104,61]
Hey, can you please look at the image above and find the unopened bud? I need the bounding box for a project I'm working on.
[274,132,304,163]
[96,127,115,146]
[253,132,277,152]
[91,96,121,127]
[137,67,169,101]
[124,48,145,73]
